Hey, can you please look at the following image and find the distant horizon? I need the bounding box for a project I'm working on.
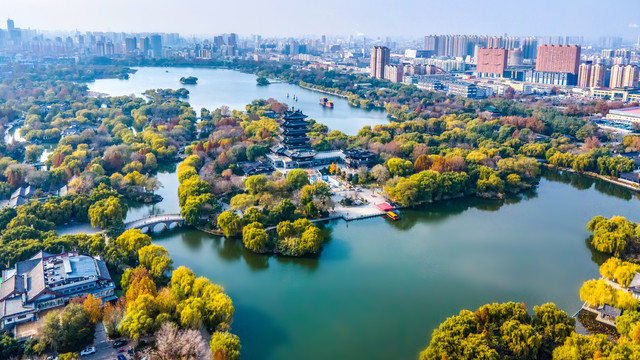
[2,0,640,41]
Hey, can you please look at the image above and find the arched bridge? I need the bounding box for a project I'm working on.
[124,214,185,234]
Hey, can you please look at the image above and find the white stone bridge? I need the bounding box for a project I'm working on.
[124,214,185,234]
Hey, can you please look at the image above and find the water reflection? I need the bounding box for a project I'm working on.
[584,236,610,266]
[543,167,637,201]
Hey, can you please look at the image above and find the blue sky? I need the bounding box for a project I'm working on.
[1,0,640,39]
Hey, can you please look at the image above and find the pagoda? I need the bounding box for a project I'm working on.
[272,109,317,167]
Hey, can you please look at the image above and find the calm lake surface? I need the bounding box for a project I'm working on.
[88,67,389,135]
[149,170,640,360]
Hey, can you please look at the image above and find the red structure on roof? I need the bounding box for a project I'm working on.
[376,203,395,211]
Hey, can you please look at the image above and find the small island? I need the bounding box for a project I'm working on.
[179,76,198,85]
[256,76,270,86]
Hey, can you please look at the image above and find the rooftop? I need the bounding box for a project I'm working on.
[610,107,640,117]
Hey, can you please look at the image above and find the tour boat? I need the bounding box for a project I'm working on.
[386,211,399,221]
[319,97,334,108]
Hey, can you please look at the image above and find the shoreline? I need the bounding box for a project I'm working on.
[543,164,640,193]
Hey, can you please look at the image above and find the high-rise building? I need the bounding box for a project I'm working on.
[384,65,403,82]
[535,45,581,74]
[228,33,238,47]
[213,36,225,47]
[577,63,592,87]
[476,48,508,76]
[487,36,503,49]
[150,34,162,58]
[522,37,538,60]
[423,35,438,51]
[140,36,150,55]
[590,64,607,88]
[622,65,640,88]
[609,64,638,88]
[105,41,115,56]
[124,37,137,53]
[6,18,14,31]
[503,37,520,50]
[370,46,390,79]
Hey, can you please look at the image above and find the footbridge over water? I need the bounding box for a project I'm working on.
[124,214,185,234]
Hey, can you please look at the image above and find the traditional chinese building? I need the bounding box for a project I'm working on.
[269,109,342,169]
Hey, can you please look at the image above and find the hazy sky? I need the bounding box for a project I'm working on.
[2,0,640,39]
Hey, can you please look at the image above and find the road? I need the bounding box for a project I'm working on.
[83,323,132,360]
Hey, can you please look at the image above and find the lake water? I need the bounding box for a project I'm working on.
[84,68,640,359]
[88,67,389,135]
[150,170,640,360]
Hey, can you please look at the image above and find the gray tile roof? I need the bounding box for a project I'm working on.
[629,272,640,290]
[597,304,623,318]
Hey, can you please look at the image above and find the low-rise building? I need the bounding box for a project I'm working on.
[0,251,116,331]
[606,107,640,126]
[448,81,483,98]
[343,149,377,168]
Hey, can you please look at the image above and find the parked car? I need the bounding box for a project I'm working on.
[80,346,96,356]
[113,340,128,348]
[46,357,58,360]
[117,354,127,360]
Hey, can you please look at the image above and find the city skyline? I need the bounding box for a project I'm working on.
[2,0,640,39]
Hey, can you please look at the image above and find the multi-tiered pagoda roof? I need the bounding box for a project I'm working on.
[273,109,317,161]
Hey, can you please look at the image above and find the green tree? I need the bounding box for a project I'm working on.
[88,196,125,230]
[210,331,241,360]
[579,279,616,307]
[244,174,268,195]
[217,211,241,238]
[552,333,613,360]
[230,194,256,213]
[242,222,269,252]
[587,215,638,256]
[285,169,309,190]
[500,320,542,359]
[138,244,173,282]
[387,158,414,177]
[181,193,216,226]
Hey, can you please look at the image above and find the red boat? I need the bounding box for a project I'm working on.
[319,97,334,108]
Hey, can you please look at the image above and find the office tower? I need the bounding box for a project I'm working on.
[535,45,581,74]
[140,36,150,55]
[577,63,592,87]
[476,48,508,75]
[105,41,114,55]
[213,36,224,47]
[150,34,162,58]
[6,18,14,31]
[124,37,137,53]
[96,40,105,56]
[521,37,538,60]
[228,33,238,47]
[370,46,390,79]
